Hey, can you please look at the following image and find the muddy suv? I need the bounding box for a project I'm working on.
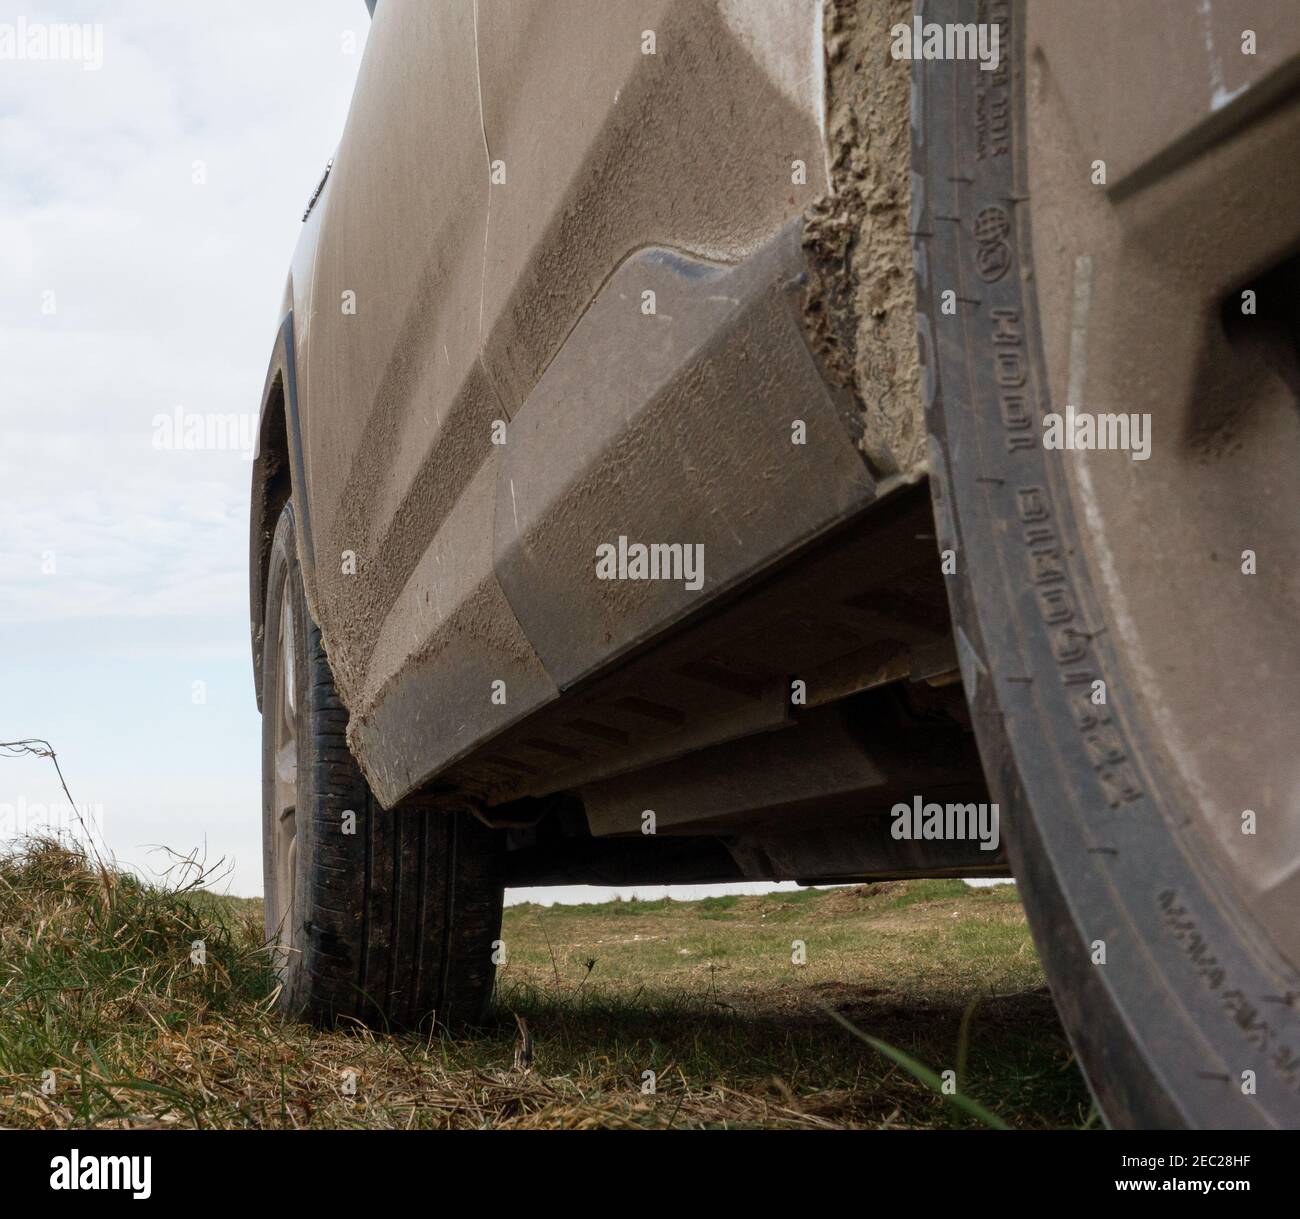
[250,0,1300,1129]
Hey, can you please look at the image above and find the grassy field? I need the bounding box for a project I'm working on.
[0,839,1094,1129]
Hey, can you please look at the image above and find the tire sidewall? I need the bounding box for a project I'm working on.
[912,0,1300,1128]
[261,501,315,1014]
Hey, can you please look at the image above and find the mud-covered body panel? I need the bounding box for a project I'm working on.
[493,226,875,691]
[252,0,925,808]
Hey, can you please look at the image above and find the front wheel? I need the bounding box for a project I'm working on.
[913,0,1300,1127]
[260,500,503,1031]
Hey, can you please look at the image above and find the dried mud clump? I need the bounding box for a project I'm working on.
[804,0,925,475]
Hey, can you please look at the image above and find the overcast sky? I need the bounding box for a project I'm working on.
[0,1,377,895]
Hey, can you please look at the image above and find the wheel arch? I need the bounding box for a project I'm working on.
[250,309,314,710]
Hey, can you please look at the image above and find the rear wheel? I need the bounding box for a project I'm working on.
[261,500,503,1031]
[914,0,1300,1126]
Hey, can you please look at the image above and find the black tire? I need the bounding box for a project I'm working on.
[261,500,503,1031]
[914,1,1300,1127]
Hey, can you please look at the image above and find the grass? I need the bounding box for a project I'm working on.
[0,838,1094,1129]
